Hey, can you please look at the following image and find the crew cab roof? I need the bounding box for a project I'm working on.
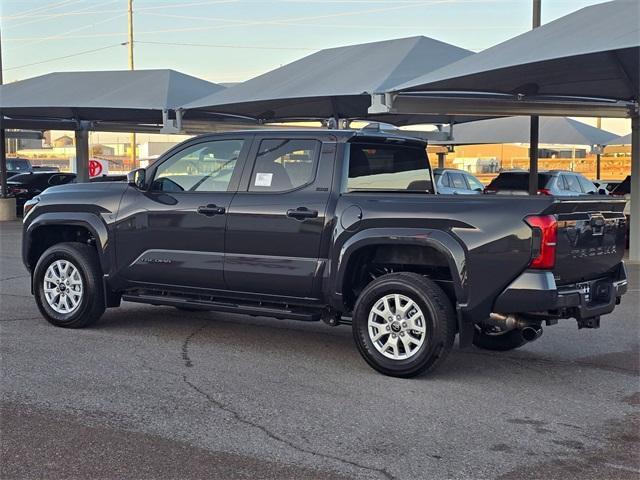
[188,129,427,147]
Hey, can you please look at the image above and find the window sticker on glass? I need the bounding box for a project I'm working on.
[255,172,273,187]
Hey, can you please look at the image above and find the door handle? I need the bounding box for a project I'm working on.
[286,207,318,220]
[197,204,226,216]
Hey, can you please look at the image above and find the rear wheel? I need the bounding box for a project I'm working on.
[34,242,105,328]
[352,272,456,378]
[472,325,527,351]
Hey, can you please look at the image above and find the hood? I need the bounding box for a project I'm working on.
[43,181,129,196]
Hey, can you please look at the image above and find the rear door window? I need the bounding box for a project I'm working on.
[577,175,596,194]
[249,139,319,192]
[465,174,484,191]
[438,172,450,187]
[562,174,583,193]
[347,143,433,193]
[449,172,468,189]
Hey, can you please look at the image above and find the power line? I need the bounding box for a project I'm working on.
[135,0,240,11]
[4,43,124,71]
[4,0,459,42]
[0,0,238,21]
[136,40,316,51]
[143,1,456,24]
[19,11,126,47]
[6,0,120,30]
[1,0,84,19]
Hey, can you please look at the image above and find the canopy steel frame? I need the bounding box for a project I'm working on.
[369,92,637,119]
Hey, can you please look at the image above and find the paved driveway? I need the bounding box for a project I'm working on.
[1,220,638,479]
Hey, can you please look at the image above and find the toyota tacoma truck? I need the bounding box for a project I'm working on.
[22,129,628,377]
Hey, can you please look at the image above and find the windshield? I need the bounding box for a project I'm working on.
[346,142,433,193]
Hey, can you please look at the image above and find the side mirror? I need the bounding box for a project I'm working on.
[127,168,146,189]
[598,188,607,195]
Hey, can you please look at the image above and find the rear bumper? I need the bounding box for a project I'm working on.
[494,262,628,321]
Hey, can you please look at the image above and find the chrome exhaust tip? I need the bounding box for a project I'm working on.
[521,325,543,342]
[486,313,543,343]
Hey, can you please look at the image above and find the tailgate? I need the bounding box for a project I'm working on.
[541,199,627,284]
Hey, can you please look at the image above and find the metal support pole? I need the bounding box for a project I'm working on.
[0,125,7,198]
[75,122,90,183]
[128,0,136,169]
[528,1,542,195]
[529,116,540,195]
[0,23,6,198]
[629,114,640,262]
[437,152,446,169]
[596,118,602,179]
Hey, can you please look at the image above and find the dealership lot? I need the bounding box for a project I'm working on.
[1,220,638,479]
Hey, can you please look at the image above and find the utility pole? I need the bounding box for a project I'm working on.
[128,0,136,169]
[528,0,542,195]
[532,0,541,29]
[0,23,7,200]
[596,117,602,179]
[0,23,3,85]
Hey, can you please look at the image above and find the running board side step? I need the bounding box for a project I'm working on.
[122,293,322,322]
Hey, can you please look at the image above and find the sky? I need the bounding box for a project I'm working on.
[0,0,632,134]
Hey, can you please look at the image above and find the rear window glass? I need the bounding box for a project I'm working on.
[7,158,31,172]
[487,173,551,190]
[346,143,433,193]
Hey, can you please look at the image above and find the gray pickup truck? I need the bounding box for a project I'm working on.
[22,130,628,377]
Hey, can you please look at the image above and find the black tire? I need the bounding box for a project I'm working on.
[352,272,456,378]
[33,242,105,328]
[472,326,527,351]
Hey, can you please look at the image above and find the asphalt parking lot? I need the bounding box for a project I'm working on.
[1,219,639,480]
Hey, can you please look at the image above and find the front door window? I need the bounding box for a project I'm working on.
[152,140,244,193]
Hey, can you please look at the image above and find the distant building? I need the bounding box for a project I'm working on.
[139,141,181,158]
[90,144,115,156]
[53,135,74,147]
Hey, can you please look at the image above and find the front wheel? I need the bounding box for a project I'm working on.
[33,242,105,328]
[352,272,456,378]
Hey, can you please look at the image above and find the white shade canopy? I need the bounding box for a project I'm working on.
[435,116,620,146]
[392,1,640,101]
[0,70,226,123]
[182,36,484,125]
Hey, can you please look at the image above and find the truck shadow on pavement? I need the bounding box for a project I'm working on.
[93,303,640,382]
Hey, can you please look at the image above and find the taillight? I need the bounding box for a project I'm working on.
[537,188,552,196]
[525,215,557,269]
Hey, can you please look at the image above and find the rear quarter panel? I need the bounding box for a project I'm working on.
[331,193,557,322]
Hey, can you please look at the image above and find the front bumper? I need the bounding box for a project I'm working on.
[494,262,628,321]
